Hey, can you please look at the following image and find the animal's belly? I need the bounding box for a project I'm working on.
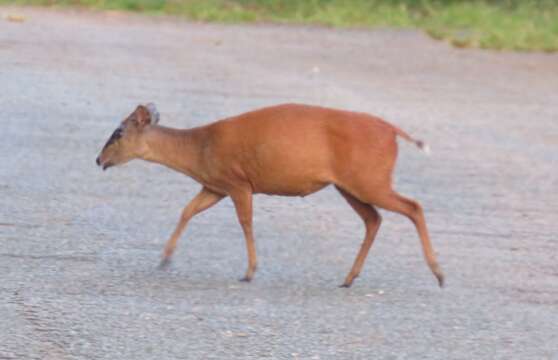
[251,172,330,197]
[244,139,334,196]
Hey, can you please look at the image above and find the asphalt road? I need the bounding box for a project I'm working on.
[1,6,557,360]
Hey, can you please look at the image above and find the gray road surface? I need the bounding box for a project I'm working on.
[1,6,557,360]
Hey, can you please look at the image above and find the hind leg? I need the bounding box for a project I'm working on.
[372,191,444,287]
[336,186,382,288]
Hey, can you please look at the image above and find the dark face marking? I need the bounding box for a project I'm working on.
[103,125,124,150]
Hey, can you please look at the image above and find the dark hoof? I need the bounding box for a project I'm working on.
[158,257,172,270]
[437,274,445,288]
[238,276,253,282]
[339,283,352,288]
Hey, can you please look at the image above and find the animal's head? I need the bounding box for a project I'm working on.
[96,103,160,170]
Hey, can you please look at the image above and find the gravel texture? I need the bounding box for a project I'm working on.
[1,6,557,360]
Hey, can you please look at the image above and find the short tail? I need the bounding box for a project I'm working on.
[392,125,430,154]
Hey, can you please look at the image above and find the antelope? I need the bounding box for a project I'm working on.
[96,103,444,288]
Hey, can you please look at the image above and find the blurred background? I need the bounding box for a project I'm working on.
[2,0,558,50]
[1,1,557,359]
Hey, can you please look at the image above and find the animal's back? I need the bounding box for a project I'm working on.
[205,103,398,195]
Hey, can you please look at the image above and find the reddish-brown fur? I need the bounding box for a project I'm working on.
[96,103,444,287]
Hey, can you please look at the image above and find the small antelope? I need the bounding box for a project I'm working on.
[96,103,444,287]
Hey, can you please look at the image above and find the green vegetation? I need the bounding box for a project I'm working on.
[2,0,558,51]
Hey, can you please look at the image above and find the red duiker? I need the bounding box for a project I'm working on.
[96,103,443,288]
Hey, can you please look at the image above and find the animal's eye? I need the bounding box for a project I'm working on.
[112,128,123,140]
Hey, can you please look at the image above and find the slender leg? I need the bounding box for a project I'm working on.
[230,190,257,282]
[159,187,224,268]
[373,191,444,287]
[336,186,382,288]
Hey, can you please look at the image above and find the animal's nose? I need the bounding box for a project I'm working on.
[96,156,101,166]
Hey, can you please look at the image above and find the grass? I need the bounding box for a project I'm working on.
[1,0,558,51]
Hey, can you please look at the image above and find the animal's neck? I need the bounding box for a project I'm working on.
[141,125,203,177]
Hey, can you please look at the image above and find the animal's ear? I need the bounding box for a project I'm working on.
[134,103,160,127]
[145,103,160,125]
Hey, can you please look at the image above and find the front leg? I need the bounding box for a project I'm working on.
[230,190,257,282]
[160,187,224,267]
